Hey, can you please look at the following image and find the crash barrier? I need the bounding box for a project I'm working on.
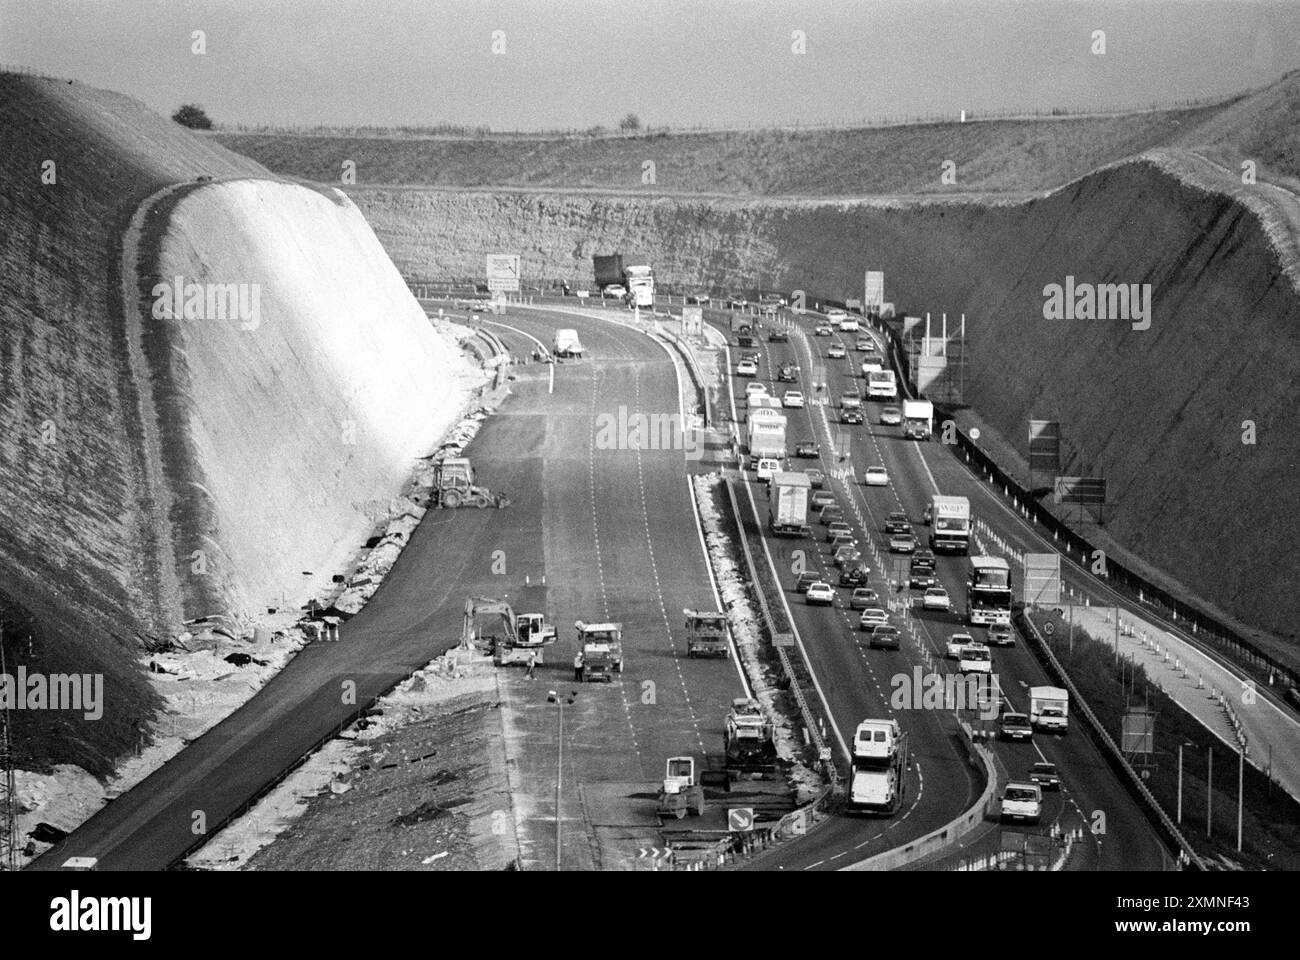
[1018,612,1204,869]
[660,784,838,871]
[659,326,711,428]
[841,728,998,871]
[867,314,1299,705]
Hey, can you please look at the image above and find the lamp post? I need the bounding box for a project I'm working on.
[1177,741,1194,825]
[547,690,577,871]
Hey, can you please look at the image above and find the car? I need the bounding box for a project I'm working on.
[811,490,837,510]
[869,624,901,649]
[825,308,848,322]
[755,458,781,482]
[827,343,846,359]
[838,318,860,332]
[804,468,824,488]
[911,550,936,569]
[818,505,844,524]
[826,521,852,541]
[922,504,933,525]
[1000,782,1043,824]
[849,587,880,610]
[795,571,820,593]
[885,511,910,534]
[741,351,761,366]
[863,466,888,486]
[815,324,833,337]
[686,293,711,305]
[768,328,789,342]
[782,391,805,408]
[840,390,862,409]
[946,632,976,659]
[736,360,758,377]
[795,440,819,458]
[727,294,749,308]
[854,337,874,352]
[908,565,937,589]
[829,532,857,550]
[839,563,869,586]
[777,363,798,382]
[858,605,889,628]
[841,408,864,425]
[861,358,884,375]
[1028,762,1061,790]
[602,284,627,299]
[999,712,1034,742]
[958,643,993,674]
[987,623,1015,647]
[744,381,768,397]
[805,581,835,605]
[922,585,950,610]
[833,546,863,568]
[880,406,902,426]
[889,532,916,553]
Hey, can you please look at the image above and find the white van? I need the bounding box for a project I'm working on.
[756,458,781,483]
[553,329,584,358]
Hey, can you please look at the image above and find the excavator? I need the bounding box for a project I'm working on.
[430,458,510,509]
[461,597,555,666]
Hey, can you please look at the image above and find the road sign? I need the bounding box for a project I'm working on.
[771,632,794,648]
[485,254,520,293]
[1023,553,1062,605]
[864,271,885,309]
[681,305,703,336]
[728,808,755,832]
[1028,421,1061,473]
[1121,709,1156,754]
[1054,476,1106,505]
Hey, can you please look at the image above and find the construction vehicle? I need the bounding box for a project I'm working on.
[656,756,706,820]
[847,721,909,816]
[430,458,510,509]
[461,597,556,666]
[575,620,624,680]
[725,698,779,779]
[684,609,729,659]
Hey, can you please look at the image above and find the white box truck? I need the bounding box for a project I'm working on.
[1029,686,1069,732]
[747,415,787,464]
[623,264,655,308]
[902,399,933,440]
[929,495,971,554]
[768,471,811,536]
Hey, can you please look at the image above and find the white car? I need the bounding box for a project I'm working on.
[736,359,758,377]
[880,406,902,425]
[863,466,888,486]
[814,324,833,336]
[826,309,848,322]
[827,343,847,359]
[858,606,889,628]
[782,391,805,408]
[602,284,627,299]
[745,382,769,399]
[1000,782,1043,824]
[755,458,782,482]
[946,632,976,659]
[861,358,883,374]
[958,643,993,674]
[838,318,860,332]
[922,586,950,611]
[805,581,835,606]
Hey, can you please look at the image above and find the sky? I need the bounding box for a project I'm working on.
[2,0,1299,130]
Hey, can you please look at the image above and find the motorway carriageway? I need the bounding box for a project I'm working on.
[33,306,745,872]
[718,309,1168,870]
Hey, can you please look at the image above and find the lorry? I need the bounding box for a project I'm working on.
[929,495,971,554]
[1029,686,1070,733]
[592,253,625,291]
[848,722,909,815]
[901,399,933,440]
[866,369,898,400]
[725,698,779,778]
[574,621,624,680]
[731,312,756,348]
[684,609,729,659]
[623,263,655,309]
[746,415,787,464]
[657,756,706,820]
[552,328,583,358]
[430,458,511,509]
[768,471,811,536]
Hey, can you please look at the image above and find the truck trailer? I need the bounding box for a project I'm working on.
[592,254,625,291]
[768,471,811,536]
[847,721,909,816]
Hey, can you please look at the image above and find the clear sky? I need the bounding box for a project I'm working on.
[3,0,1298,129]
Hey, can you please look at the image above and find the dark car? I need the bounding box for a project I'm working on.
[1028,762,1061,790]
[804,468,824,489]
[885,511,910,535]
[908,565,937,589]
[911,550,936,569]
[999,712,1034,742]
[987,623,1016,647]
[818,505,844,524]
[869,625,902,650]
[840,563,870,587]
[829,532,856,551]
[841,408,864,425]
[741,351,761,367]
[795,441,820,458]
[795,572,820,593]
[810,489,837,510]
[769,328,789,343]
[826,521,852,542]
[777,363,798,382]
[849,587,880,610]
[834,545,863,568]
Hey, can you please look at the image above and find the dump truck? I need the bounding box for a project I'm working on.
[901,399,933,440]
[768,471,811,537]
[656,756,705,820]
[684,609,729,659]
[429,457,510,509]
[725,698,779,779]
[461,597,556,666]
[575,620,624,680]
[1029,686,1069,733]
[848,724,909,815]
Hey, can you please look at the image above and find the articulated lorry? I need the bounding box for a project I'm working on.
[901,399,933,440]
[866,369,897,400]
[768,471,811,536]
[731,312,756,348]
[746,414,787,464]
[1029,686,1069,732]
[929,495,971,554]
[848,719,909,815]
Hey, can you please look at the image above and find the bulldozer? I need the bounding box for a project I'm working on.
[574,621,624,680]
[655,756,705,820]
[430,458,510,509]
[461,597,555,666]
[725,698,779,779]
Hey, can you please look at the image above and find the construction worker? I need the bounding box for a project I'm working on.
[525,651,537,679]
[573,651,584,682]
